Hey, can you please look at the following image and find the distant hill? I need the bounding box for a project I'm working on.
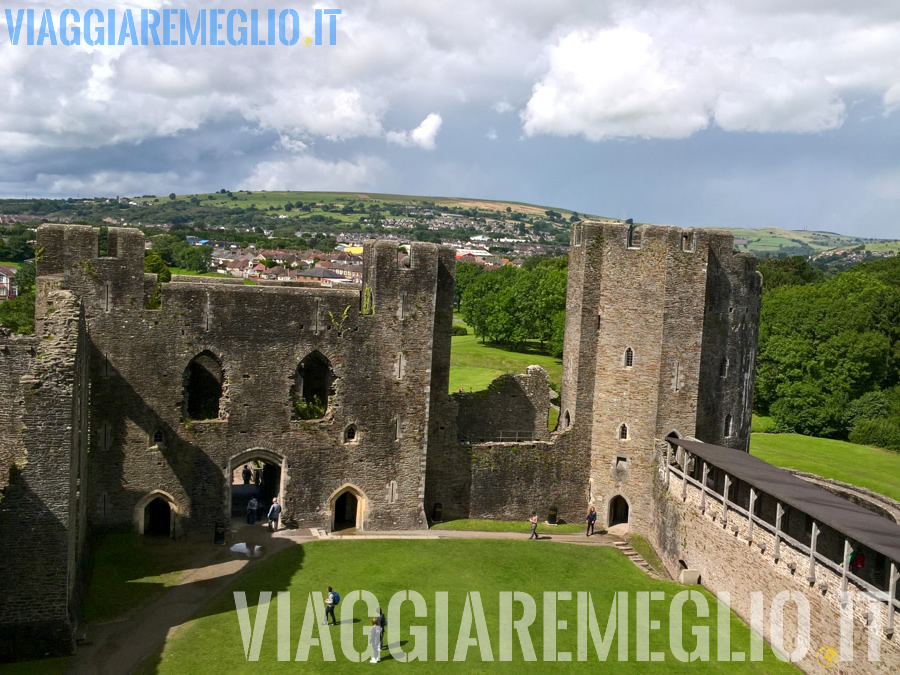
[3,191,896,259]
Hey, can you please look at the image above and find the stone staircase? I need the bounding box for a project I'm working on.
[612,540,666,580]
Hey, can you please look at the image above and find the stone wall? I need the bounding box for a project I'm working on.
[0,332,35,492]
[653,456,900,673]
[35,226,455,534]
[453,366,551,442]
[558,221,759,534]
[0,284,87,660]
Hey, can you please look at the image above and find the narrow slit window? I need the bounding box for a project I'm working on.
[724,414,733,438]
[627,224,641,249]
[673,361,683,391]
[624,348,634,367]
[619,423,628,440]
[720,358,729,378]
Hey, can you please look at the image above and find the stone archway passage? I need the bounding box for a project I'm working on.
[334,491,359,531]
[144,497,172,536]
[609,495,629,527]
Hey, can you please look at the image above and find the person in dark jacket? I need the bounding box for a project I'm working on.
[242,464,252,484]
[586,506,597,537]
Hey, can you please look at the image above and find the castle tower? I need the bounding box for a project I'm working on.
[559,221,760,536]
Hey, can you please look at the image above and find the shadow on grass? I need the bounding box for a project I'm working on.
[133,541,304,674]
[83,533,221,623]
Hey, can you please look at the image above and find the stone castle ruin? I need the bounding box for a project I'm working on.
[1,222,898,671]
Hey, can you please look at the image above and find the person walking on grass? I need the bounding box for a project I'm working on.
[375,607,387,652]
[369,617,383,663]
[267,497,282,532]
[323,587,338,626]
[528,511,538,540]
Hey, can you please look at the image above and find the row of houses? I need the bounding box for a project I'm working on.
[208,247,363,284]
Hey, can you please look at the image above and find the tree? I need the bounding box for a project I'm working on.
[171,243,212,272]
[755,257,900,438]
[0,291,35,334]
[150,234,180,265]
[757,256,823,293]
[15,261,36,294]
[168,193,177,200]
[143,253,171,282]
[454,262,483,310]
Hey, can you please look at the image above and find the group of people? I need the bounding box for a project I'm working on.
[323,587,388,663]
[527,506,599,539]
[241,464,282,531]
[245,494,282,531]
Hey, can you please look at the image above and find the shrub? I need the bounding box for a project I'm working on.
[849,418,900,452]
[451,325,468,336]
[294,396,327,420]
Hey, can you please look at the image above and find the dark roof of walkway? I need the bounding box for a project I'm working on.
[670,437,900,565]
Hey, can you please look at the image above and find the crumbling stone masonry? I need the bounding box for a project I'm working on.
[1,220,762,661]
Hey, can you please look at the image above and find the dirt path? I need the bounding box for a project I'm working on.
[66,525,647,673]
[68,524,304,675]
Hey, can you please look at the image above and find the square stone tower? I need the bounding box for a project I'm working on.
[558,221,761,535]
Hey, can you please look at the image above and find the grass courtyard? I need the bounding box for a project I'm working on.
[150,539,794,672]
[448,333,561,395]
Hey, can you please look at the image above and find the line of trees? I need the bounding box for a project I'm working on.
[458,257,568,354]
[755,256,900,449]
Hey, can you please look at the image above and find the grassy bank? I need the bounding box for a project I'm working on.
[750,433,900,502]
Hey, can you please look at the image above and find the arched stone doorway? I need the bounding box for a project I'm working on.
[145,498,171,536]
[608,494,630,527]
[226,449,286,527]
[329,484,367,532]
[134,490,179,537]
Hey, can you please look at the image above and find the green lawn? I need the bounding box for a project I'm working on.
[750,433,900,502]
[169,267,232,278]
[0,261,21,269]
[82,534,208,623]
[627,535,668,579]
[0,657,70,674]
[432,519,585,534]
[153,540,794,672]
[449,334,561,395]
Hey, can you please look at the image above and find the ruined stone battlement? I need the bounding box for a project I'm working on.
[1,219,764,662]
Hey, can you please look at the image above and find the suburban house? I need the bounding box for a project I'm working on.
[0,265,16,302]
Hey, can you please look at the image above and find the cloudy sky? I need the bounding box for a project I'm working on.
[2,0,900,238]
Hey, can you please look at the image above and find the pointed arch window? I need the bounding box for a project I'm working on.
[292,351,335,420]
[183,351,224,420]
[624,348,634,368]
[619,423,629,440]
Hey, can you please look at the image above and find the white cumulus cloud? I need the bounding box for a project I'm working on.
[238,154,387,192]
[386,113,443,150]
